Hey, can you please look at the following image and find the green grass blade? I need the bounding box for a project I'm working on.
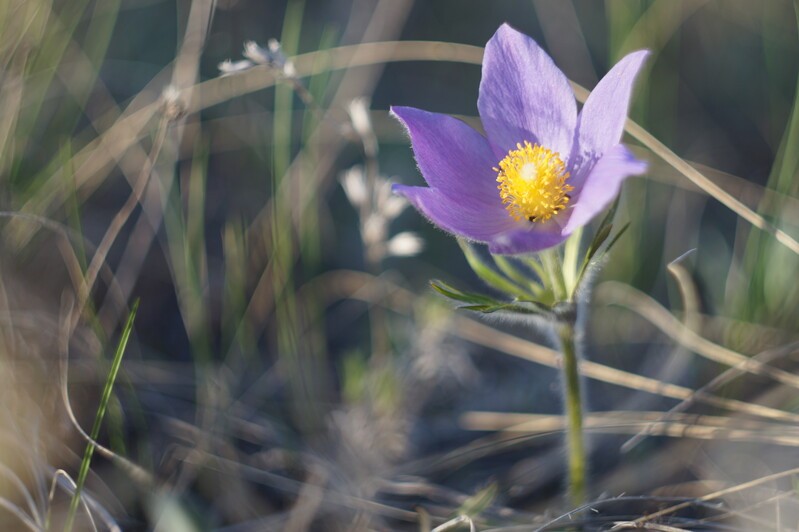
[64,300,138,532]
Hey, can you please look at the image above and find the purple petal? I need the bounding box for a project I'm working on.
[561,144,647,234]
[570,50,650,187]
[478,24,577,159]
[391,106,501,207]
[393,185,518,241]
[487,225,569,255]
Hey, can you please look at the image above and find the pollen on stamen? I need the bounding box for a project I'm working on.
[495,141,573,223]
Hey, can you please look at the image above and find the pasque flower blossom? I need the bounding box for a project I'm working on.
[392,24,649,254]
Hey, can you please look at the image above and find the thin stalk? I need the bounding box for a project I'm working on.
[562,228,583,295]
[540,248,567,301]
[64,300,138,532]
[556,318,586,507]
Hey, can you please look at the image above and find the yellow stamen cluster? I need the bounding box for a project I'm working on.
[495,141,573,223]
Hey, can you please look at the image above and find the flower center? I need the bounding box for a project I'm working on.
[495,141,573,223]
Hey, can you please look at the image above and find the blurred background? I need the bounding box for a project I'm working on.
[0,0,798,530]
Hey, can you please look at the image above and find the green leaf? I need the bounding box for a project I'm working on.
[431,280,551,316]
[429,279,498,305]
[460,300,549,316]
[586,222,613,262]
[510,298,551,314]
[603,222,630,256]
[575,201,621,285]
[597,196,621,234]
[575,222,631,291]
[458,303,509,313]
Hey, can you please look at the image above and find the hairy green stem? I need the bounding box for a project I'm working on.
[557,318,586,507]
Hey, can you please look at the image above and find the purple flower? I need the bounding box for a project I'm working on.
[392,24,649,255]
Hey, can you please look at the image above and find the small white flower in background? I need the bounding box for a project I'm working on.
[347,97,374,142]
[375,179,393,209]
[382,194,408,220]
[217,38,296,78]
[378,178,411,222]
[361,213,385,247]
[268,39,296,77]
[339,96,422,262]
[386,232,424,257]
[340,166,368,208]
[218,59,253,76]
[243,41,270,65]
[339,167,421,260]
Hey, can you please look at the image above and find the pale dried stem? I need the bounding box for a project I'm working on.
[633,464,799,526]
[621,256,700,452]
[595,281,799,389]
[461,411,799,447]
[71,115,169,332]
[47,470,97,532]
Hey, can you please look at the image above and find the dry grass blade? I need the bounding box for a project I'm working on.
[595,281,799,389]
[0,461,40,528]
[73,115,170,330]
[46,470,97,532]
[691,490,796,529]
[611,521,686,531]
[431,515,476,532]
[0,497,39,532]
[194,41,484,114]
[47,470,122,532]
[643,156,799,225]
[461,411,799,447]
[666,251,701,333]
[633,465,799,526]
[625,117,799,256]
[622,339,799,453]
[622,253,701,452]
